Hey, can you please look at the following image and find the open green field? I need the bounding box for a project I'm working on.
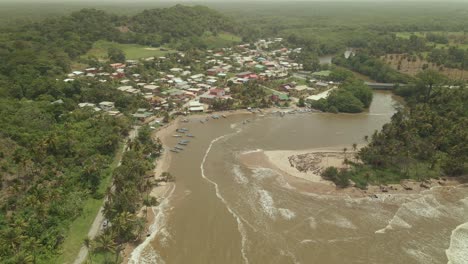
[57,142,125,264]
[84,40,174,61]
[202,32,242,49]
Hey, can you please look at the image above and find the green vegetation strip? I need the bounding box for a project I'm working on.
[57,142,125,264]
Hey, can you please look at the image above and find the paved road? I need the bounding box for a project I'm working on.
[73,126,139,264]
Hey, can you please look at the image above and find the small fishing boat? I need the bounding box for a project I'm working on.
[178,140,190,145]
[170,149,180,153]
[200,120,205,124]
[173,134,182,137]
[175,146,184,150]
[187,134,195,138]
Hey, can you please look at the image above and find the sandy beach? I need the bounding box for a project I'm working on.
[239,146,463,198]
[265,147,354,183]
[120,116,181,263]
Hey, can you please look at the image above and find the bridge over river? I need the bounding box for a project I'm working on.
[365,82,406,90]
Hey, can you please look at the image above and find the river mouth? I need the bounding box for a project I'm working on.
[131,91,468,264]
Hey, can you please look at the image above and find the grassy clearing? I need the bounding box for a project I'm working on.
[57,142,125,264]
[84,40,174,60]
[202,32,242,49]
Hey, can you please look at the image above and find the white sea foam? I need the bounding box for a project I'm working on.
[128,184,175,264]
[279,208,296,220]
[241,149,263,155]
[375,195,442,234]
[201,133,250,264]
[375,215,412,234]
[402,195,443,218]
[252,167,278,180]
[233,164,249,184]
[322,214,356,229]
[258,189,276,219]
[446,222,468,264]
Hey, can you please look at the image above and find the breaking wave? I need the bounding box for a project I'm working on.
[446,222,468,264]
[128,184,175,264]
[201,132,250,264]
[233,165,249,184]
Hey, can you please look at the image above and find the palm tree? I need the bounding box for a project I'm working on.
[83,237,94,263]
[96,231,116,263]
[352,143,358,162]
[13,251,34,264]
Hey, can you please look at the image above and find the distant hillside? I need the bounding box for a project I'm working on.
[129,5,237,39]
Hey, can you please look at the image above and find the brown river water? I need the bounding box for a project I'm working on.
[129,92,468,264]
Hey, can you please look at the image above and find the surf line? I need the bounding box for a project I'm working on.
[128,184,176,264]
[200,130,250,264]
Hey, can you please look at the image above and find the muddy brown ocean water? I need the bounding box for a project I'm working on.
[130,92,468,264]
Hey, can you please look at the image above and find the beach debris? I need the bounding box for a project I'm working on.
[379,185,388,192]
[200,120,205,124]
[420,182,431,189]
[401,183,413,191]
[222,115,227,118]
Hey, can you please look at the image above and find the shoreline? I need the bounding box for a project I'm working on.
[123,106,467,262]
[240,146,464,197]
[121,116,180,263]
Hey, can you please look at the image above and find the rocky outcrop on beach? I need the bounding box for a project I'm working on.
[288,152,346,175]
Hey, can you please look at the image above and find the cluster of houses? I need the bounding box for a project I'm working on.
[68,37,338,121]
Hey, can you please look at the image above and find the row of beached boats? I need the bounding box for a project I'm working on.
[200,114,227,124]
[171,126,194,153]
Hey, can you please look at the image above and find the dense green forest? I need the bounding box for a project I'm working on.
[309,78,373,113]
[324,70,467,188]
[0,5,236,263]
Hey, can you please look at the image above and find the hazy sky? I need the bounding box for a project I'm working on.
[0,0,468,1]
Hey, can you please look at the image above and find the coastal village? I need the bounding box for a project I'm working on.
[66,38,338,122]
